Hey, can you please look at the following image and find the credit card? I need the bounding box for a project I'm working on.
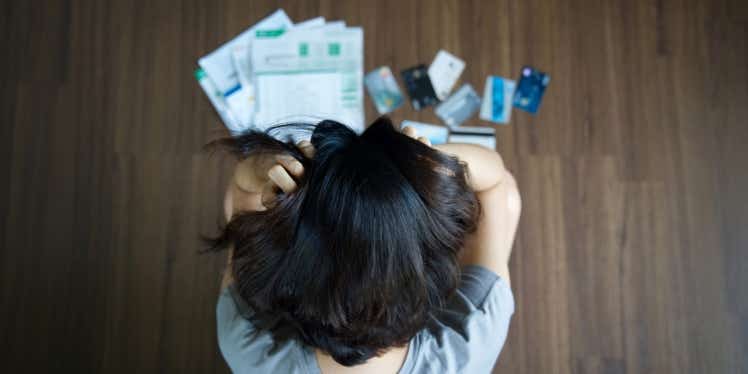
[513,66,550,114]
[448,126,496,150]
[427,50,465,100]
[480,76,515,124]
[401,64,439,111]
[435,84,481,128]
[365,66,404,114]
[400,120,449,145]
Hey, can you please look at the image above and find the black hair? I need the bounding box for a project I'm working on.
[207,116,479,366]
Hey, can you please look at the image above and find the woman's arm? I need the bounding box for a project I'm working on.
[220,141,315,290]
[433,143,505,192]
[434,143,521,286]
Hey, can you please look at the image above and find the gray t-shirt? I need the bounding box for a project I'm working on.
[216,265,514,373]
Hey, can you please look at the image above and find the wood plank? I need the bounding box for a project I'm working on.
[0,0,745,372]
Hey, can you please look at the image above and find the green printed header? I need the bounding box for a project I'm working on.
[256,29,285,38]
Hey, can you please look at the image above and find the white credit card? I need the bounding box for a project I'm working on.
[401,120,449,145]
[427,50,465,100]
[448,126,496,150]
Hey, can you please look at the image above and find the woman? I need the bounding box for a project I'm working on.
[209,117,521,373]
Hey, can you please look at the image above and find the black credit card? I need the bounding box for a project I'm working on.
[401,64,439,111]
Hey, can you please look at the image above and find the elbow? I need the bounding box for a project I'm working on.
[504,170,522,219]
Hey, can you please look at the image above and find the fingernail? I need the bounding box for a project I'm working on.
[268,165,282,178]
[292,161,303,174]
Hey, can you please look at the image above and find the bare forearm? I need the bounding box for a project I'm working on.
[434,143,506,192]
[221,164,262,290]
[435,143,520,282]
[459,169,521,284]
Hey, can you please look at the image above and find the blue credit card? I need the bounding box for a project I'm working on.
[480,76,515,124]
[513,66,550,114]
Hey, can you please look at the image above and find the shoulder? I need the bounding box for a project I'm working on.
[412,266,515,373]
[216,286,313,373]
[448,265,515,343]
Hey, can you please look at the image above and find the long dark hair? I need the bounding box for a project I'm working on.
[207,117,480,366]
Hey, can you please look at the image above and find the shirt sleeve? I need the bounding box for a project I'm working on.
[216,285,306,374]
[457,265,515,369]
[419,265,515,373]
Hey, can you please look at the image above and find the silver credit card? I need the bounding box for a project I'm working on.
[435,84,481,128]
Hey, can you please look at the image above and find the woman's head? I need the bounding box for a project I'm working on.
[209,117,479,366]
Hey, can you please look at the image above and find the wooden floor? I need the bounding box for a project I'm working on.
[1,0,746,373]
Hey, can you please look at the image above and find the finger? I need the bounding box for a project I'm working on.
[223,183,234,221]
[260,182,276,209]
[274,154,304,179]
[297,140,316,159]
[267,164,298,193]
[417,136,432,147]
[402,126,417,139]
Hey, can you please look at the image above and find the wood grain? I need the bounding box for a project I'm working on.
[0,0,746,372]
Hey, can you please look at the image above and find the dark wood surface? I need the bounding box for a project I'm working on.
[1,0,746,373]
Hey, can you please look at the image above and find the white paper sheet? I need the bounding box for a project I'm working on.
[250,26,364,132]
[198,9,292,94]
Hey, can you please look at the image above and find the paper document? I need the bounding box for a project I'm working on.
[198,10,292,95]
[250,26,365,132]
[196,9,364,134]
[194,69,241,132]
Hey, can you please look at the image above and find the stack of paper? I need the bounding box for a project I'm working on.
[195,10,364,134]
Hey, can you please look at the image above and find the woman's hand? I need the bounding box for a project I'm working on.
[221,139,316,289]
[402,125,433,147]
[224,140,316,221]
